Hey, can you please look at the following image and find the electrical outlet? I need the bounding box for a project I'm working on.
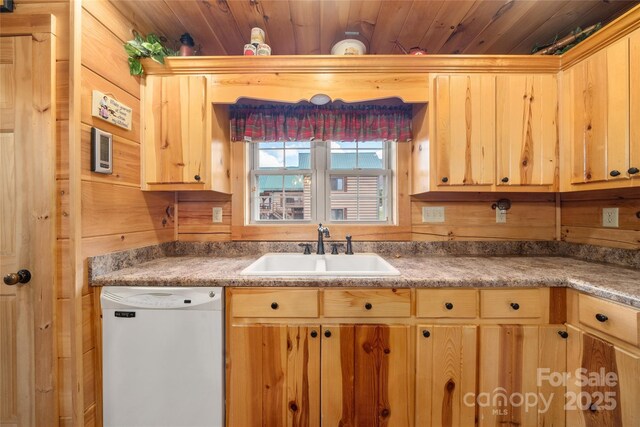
[496,209,507,224]
[422,206,445,223]
[212,207,223,223]
[602,207,619,228]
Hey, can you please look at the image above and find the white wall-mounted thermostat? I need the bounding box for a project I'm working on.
[91,127,113,174]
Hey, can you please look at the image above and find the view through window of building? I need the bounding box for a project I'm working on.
[250,140,392,223]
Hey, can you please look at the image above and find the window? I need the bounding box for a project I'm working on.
[250,140,392,223]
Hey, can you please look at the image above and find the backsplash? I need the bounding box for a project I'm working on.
[88,240,639,280]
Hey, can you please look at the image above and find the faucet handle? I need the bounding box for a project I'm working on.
[298,243,312,255]
[330,243,344,255]
[345,234,354,255]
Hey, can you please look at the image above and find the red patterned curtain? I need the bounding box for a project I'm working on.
[230,104,412,142]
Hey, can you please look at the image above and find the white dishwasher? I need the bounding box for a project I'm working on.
[101,287,224,427]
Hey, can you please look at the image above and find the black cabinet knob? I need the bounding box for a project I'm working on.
[558,331,569,339]
[422,330,430,338]
[445,302,453,310]
[364,302,372,310]
[595,313,608,322]
[609,170,621,177]
[441,177,448,183]
[501,177,509,183]
[628,167,639,175]
[324,330,332,338]
[194,174,201,181]
[510,302,520,310]
[310,330,318,338]
[271,302,279,310]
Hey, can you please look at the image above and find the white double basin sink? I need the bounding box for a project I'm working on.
[241,253,400,277]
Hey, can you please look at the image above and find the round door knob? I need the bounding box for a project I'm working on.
[558,331,569,339]
[609,170,621,177]
[595,313,608,322]
[441,177,448,183]
[194,174,201,181]
[628,167,639,175]
[510,302,520,310]
[324,330,332,338]
[422,330,430,338]
[3,269,31,286]
[364,302,372,310]
[444,302,453,310]
[501,177,509,183]
[310,330,318,338]
[270,302,279,310]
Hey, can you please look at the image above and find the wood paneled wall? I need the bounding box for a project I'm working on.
[561,188,640,249]
[412,193,558,241]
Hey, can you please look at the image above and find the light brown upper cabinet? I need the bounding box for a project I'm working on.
[631,30,640,182]
[434,74,496,188]
[568,38,631,186]
[496,74,558,187]
[142,75,231,192]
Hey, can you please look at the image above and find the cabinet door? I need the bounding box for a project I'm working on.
[566,325,640,426]
[435,74,495,187]
[496,74,557,186]
[144,75,207,184]
[321,325,412,427]
[415,326,476,427]
[630,31,640,180]
[571,38,629,184]
[227,324,320,427]
[478,325,567,427]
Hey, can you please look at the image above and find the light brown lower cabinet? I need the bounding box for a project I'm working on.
[565,325,640,426]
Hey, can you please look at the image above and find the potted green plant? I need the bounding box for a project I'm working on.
[123,33,176,76]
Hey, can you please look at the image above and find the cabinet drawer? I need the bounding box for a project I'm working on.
[231,289,319,318]
[480,289,545,319]
[323,289,411,317]
[416,289,477,318]
[578,294,640,347]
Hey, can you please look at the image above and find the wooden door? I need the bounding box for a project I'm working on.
[566,325,640,426]
[478,325,567,427]
[227,324,321,427]
[630,31,640,180]
[434,74,495,187]
[0,25,56,427]
[415,325,476,427]
[144,75,207,185]
[571,38,629,184]
[496,74,558,186]
[321,324,412,427]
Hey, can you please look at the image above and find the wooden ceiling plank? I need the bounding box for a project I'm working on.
[87,1,154,43]
[394,0,445,54]
[346,0,383,49]
[196,0,247,55]
[260,0,296,55]
[320,0,351,54]
[419,0,476,54]
[462,0,539,54]
[163,0,227,55]
[225,0,273,50]
[439,0,512,54]
[368,1,414,54]
[289,0,321,55]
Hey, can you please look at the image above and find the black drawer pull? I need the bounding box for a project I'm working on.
[194,174,201,181]
[441,177,448,183]
[558,331,569,339]
[324,330,332,338]
[364,302,372,310]
[628,167,639,175]
[609,170,621,177]
[595,313,608,322]
[501,177,509,183]
[422,330,430,338]
[271,302,279,310]
[510,302,520,310]
[310,330,318,338]
[445,302,453,310]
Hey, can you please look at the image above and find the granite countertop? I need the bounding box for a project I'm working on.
[91,254,640,308]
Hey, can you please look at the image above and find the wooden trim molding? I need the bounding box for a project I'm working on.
[142,54,561,75]
[0,13,55,36]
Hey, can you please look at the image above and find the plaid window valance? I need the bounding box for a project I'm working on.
[230,104,412,143]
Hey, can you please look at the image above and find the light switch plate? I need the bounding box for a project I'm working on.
[602,207,619,228]
[212,207,223,223]
[496,209,507,224]
[422,206,445,223]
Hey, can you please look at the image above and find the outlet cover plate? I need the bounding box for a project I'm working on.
[602,207,619,228]
[496,209,507,224]
[422,206,445,223]
[212,207,223,223]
